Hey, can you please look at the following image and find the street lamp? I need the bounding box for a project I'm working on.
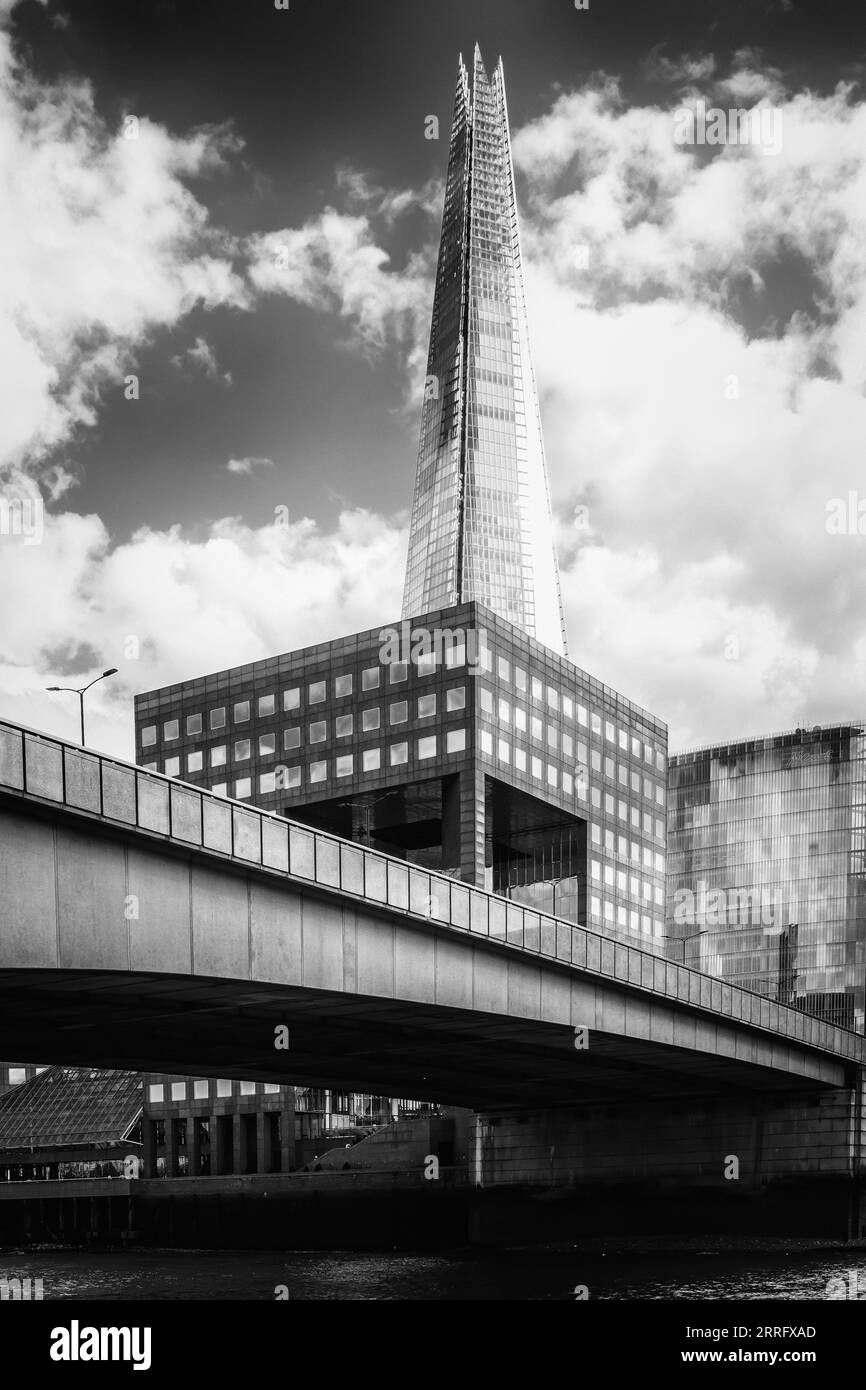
[46,668,118,746]
[661,928,710,963]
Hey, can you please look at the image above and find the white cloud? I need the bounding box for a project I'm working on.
[172,336,233,384]
[1,506,406,761]
[226,456,273,475]
[511,59,866,745]
[0,21,245,486]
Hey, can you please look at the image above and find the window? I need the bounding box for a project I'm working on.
[363,748,381,771]
[446,728,466,753]
[217,1079,232,1098]
[279,765,301,789]
[514,666,527,692]
[389,662,408,684]
[531,756,542,780]
[258,694,275,717]
[418,694,436,718]
[234,700,250,723]
[310,721,327,744]
[210,706,226,730]
[194,1080,209,1100]
[210,745,226,767]
[447,686,466,711]
[186,713,202,736]
[235,777,251,798]
[480,731,493,755]
[445,641,465,668]
[336,754,354,777]
[187,751,203,773]
[284,727,300,750]
[480,688,494,715]
[531,716,542,741]
[211,782,227,797]
[562,771,573,794]
[416,650,437,677]
[531,677,542,700]
[141,762,158,772]
[418,736,436,760]
[547,726,558,749]
[309,681,326,704]
[497,657,510,682]
[563,696,574,720]
[605,721,615,742]
[562,733,573,757]
[148,1084,164,1103]
[283,687,300,712]
[515,706,527,732]
[498,698,511,724]
[498,738,510,764]
[577,703,587,726]
[514,748,526,771]
[362,667,380,691]
[171,1082,186,1101]
[309,760,327,784]
[336,714,353,737]
[390,702,408,725]
[164,757,180,777]
[164,719,179,741]
[259,733,276,757]
[240,1080,256,1096]
[234,740,251,762]
[141,725,156,747]
[548,766,558,788]
[619,729,628,750]
[591,713,602,736]
[390,742,408,766]
[362,707,380,731]
[260,771,276,793]
[547,686,559,711]
[605,756,614,778]
[335,674,352,698]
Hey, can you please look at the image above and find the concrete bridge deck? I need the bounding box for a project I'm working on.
[0,721,861,1109]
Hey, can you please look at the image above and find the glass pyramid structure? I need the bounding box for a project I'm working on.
[402,45,568,657]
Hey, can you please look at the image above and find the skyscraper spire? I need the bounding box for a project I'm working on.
[402,48,568,657]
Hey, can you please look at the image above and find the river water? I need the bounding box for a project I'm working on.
[1,1247,864,1300]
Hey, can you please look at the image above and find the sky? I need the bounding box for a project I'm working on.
[1,0,865,760]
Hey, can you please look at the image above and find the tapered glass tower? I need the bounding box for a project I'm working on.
[402,46,568,657]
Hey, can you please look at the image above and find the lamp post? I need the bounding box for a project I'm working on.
[661,928,710,964]
[46,668,118,746]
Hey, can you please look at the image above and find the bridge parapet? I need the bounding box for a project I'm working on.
[0,719,862,1066]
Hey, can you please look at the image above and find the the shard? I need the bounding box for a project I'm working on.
[402,45,568,657]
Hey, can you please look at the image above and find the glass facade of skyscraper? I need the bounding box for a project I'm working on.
[667,725,866,1032]
[402,48,567,657]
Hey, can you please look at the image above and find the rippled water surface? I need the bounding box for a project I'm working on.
[0,1248,864,1300]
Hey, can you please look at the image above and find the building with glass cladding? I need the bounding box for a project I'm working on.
[402,46,568,658]
[667,725,866,1032]
[134,602,668,949]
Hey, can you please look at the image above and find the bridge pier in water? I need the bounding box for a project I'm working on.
[469,1070,866,1244]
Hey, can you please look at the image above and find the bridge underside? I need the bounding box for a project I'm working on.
[0,970,845,1109]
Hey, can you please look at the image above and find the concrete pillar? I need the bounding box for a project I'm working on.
[142,1117,156,1178]
[191,1117,203,1176]
[166,1119,179,1178]
[256,1112,268,1174]
[232,1113,244,1175]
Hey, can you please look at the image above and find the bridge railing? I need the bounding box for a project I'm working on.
[0,719,862,1064]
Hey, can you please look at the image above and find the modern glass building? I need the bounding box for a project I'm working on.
[667,725,866,1032]
[403,46,568,658]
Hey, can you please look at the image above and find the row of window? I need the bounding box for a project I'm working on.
[148,1079,282,1103]
[589,899,664,937]
[139,667,666,774]
[144,730,469,796]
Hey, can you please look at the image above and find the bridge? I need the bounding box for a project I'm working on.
[0,719,860,1112]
